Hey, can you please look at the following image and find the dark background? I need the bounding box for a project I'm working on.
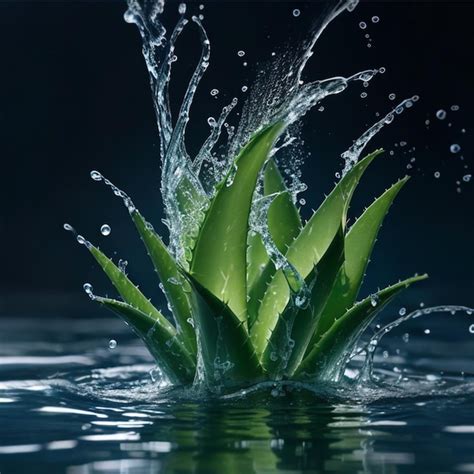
[0,0,472,318]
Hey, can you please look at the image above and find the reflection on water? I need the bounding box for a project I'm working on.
[1,316,474,473]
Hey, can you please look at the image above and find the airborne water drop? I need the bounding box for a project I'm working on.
[100,224,111,236]
[436,109,447,120]
[90,170,102,181]
[450,144,461,154]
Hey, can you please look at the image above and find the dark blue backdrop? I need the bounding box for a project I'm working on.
[1,1,472,318]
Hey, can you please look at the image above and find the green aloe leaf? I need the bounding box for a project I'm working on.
[307,176,410,349]
[264,159,302,252]
[86,244,195,383]
[190,122,284,322]
[284,227,345,376]
[97,297,195,384]
[251,149,383,357]
[130,210,196,355]
[175,174,208,263]
[296,274,428,380]
[88,244,173,327]
[185,274,264,387]
[261,227,344,377]
[247,159,302,327]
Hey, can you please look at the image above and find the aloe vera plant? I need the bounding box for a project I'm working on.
[69,120,427,388]
[62,0,432,389]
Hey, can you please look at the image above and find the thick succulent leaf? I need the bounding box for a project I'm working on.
[296,274,428,380]
[247,238,277,330]
[308,176,409,349]
[130,210,196,354]
[251,150,383,357]
[190,122,285,322]
[97,297,195,384]
[185,274,264,387]
[261,227,344,377]
[284,227,345,376]
[286,149,383,276]
[88,244,175,333]
[247,159,302,327]
[175,174,208,262]
[260,302,299,379]
[264,159,302,252]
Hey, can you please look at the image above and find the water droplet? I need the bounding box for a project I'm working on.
[469,324,474,334]
[379,66,386,74]
[118,259,128,273]
[299,198,306,205]
[243,62,248,67]
[207,117,216,127]
[77,235,86,245]
[370,294,379,307]
[436,109,446,120]
[424,329,431,335]
[292,9,300,17]
[389,93,396,100]
[371,15,380,23]
[382,350,389,359]
[347,0,358,12]
[318,105,325,112]
[399,307,407,316]
[63,223,74,232]
[90,170,102,181]
[237,50,245,57]
[178,3,186,14]
[241,85,248,92]
[363,81,369,88]
[100,224,111,236]
[450,143,461,154]
[402,333,410,343]
[108,339,117,349]
[434,171,441,179]
[463,174,471,182]
[210,89,219,96]
[451,104,460,111]
[359,21,367,29]
[83,283,93,293]
[360,92,367,98]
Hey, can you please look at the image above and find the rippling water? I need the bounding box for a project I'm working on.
[1,314,474,473]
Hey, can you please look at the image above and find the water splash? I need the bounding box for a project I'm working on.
[341,95,419,177]
[123,0,416,276]
[66,0,472,393]
[355,305,474,383]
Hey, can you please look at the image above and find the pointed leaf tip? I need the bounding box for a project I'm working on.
[190,121,285,322]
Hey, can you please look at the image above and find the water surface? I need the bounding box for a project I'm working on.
[1,314,474,473]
